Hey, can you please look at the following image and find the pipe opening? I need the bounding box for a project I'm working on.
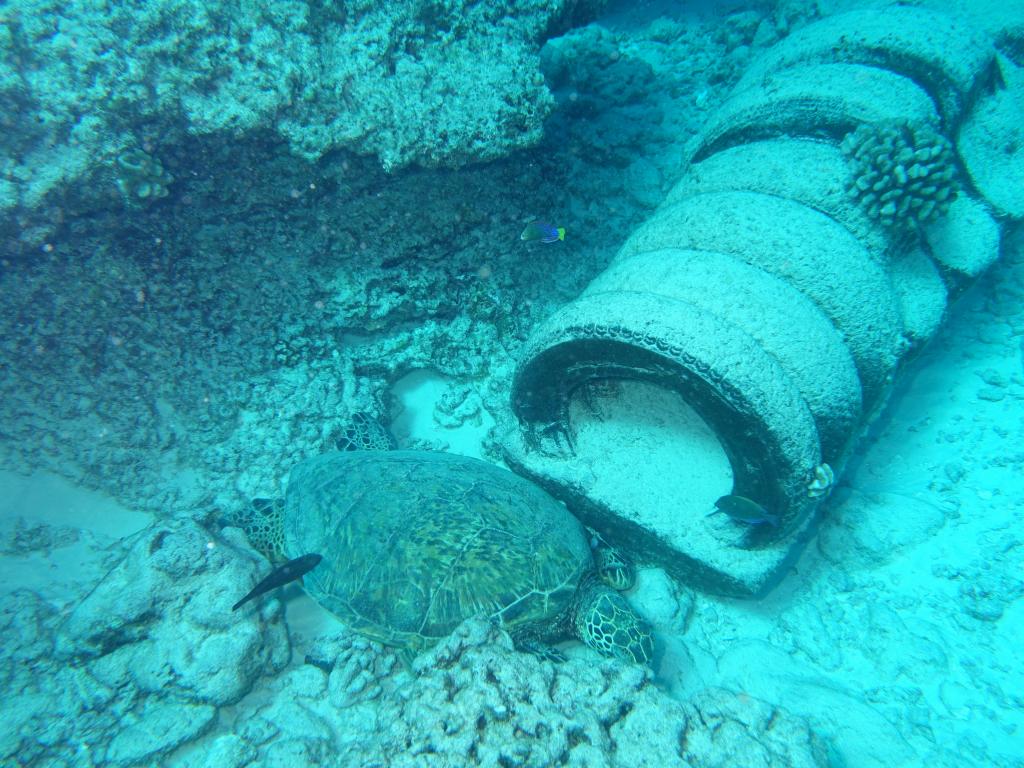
[565,378,733,548]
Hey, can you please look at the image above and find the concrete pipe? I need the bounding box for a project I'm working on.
[505,4,1015,597]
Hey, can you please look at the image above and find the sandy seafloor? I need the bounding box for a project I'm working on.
[2,0,1024,766]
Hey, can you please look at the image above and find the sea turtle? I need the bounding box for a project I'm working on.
[230,438,653,665]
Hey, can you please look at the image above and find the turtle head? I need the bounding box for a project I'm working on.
[587,528,636,591]
[223,497,286,561]
[573,578,654,666]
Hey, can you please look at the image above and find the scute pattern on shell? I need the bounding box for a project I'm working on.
[282,450,592,653]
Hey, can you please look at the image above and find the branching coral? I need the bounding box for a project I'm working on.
[114,148,174,206]
[840,119,958,229]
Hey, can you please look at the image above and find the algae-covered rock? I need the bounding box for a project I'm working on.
[105,698,217,765]
[679,687,830,768]
[0,524,290,768]
[0,0,576,212]
[55,518,290,706]
[197,617,828,767]
[0,519,292,767]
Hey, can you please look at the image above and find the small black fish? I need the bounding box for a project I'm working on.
[707,495,779,527]
[232,553,323,611]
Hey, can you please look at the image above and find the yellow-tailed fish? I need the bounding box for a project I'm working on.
[520,221,566,243]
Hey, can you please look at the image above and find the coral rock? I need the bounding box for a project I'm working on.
[55,518,290,707]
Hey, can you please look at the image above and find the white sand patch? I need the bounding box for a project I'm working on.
[389,368,496,459]
[0,470,151,603]
[569,379,733,535]
[282,592,345,650]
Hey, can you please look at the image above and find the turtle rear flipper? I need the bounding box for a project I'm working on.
[517,638,567,663]
[510,626,568,663]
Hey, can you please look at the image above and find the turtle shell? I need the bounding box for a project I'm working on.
[283,450,592,652]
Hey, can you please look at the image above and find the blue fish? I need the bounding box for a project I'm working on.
[520,221,566,243]
[707,495,779,527]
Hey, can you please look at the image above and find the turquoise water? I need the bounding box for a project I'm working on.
[1,1,1022,766]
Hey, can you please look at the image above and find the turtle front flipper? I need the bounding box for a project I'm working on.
[510,629,568,663]
[572,578,653,666]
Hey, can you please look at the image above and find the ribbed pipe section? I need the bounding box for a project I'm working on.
[506,5,1009,596]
